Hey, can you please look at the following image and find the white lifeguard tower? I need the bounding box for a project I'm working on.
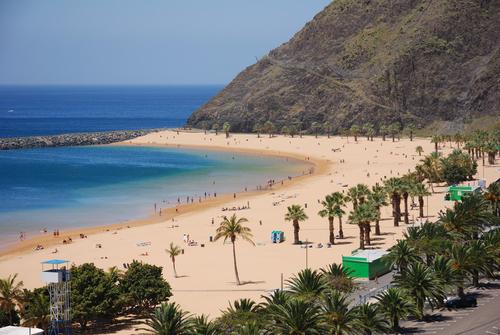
[41,260,71,335]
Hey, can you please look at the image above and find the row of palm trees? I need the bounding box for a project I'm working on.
[284,176,430,250]
[144,264,392,335]
[144,191,499,334]
[196,173,430,290]
[430,130,498,164]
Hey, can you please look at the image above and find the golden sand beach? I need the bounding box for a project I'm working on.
[0,130,497,323]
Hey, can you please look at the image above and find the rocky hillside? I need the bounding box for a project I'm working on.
[188,0,499,133]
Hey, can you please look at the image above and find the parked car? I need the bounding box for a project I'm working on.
[444,295,477,308]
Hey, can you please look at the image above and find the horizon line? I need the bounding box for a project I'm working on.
[0,83,227,87]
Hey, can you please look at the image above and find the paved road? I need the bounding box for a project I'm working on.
[402,282,500,335]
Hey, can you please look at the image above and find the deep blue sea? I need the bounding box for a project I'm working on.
[0,86,308,248]
[0,85,222,137]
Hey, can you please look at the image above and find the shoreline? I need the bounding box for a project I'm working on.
[0,139,325,258]
[1,130,497,321]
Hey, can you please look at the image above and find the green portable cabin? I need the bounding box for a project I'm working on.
[445,185,480,202]
[342,250,390,280]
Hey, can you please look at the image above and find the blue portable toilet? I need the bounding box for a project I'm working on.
[271,230,285,243]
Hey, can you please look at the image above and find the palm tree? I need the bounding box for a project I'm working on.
[352,303,390,335]
[389,123,400,142]
[318,194,338,244]
[218,298,261,332]
[379,125,388,141]
[285,205,308,245]
[431,135,440,153]
[415,145,424,156]
[331,193,347,239]
[375,288,414,332]
[252,123,262,138]
[266,299,325,334]
[362,123,375,141]
[20,289,50,332]
[416,153,442,193]
[350,125,360,142]
[320,290,358,335]
[0,274,24,325]
[404,222,450,265]
[348,202,378,249]
[143,302,191,335]
[484,181,499,216]
[400,176,414,225]
[236,321,264,335]
[212,123,219,135]
[165,242,182,278]
[214,214,254,285]
[384,178,403,226]
[286,268,326,302]
[320,263,355,293]
[260,289,291,310]
[346,184,370,210]
[369,185,388,235]
[311,122,321,138]
[383,240,421,272]
[406,124,416,141]
[264,121,275,138]
[189,314,220,335]
[431,255,463,294]
[394,262,446,320]
[410,182,430,218]
[439,208,471,239]
[223,122,231,138]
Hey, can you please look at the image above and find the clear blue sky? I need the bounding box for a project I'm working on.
[0,0,330,85]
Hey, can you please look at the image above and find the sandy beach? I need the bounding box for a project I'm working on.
[0,130,497,324]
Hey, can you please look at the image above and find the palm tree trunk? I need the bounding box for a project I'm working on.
[403,193,409,225]
[328,217,335,244]
[382,134,386,141]
[434,142,438,153]
[395,194,402,223]
[393,315,399,332]
[364,223,371,245]
[232,241,241,285]
[472,270,479,287]
[359,225,365,249]
[417,299,424,320]
[172,258,177,278]
[418,196,424,218]
[338,216,344,239]
[293,220,300,244]
[392,194,400,227]
[457,285,465,298]
[375,207,381,235]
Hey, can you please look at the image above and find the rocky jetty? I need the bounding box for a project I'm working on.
[0,129,163,150]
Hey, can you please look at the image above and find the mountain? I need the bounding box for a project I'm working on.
[187,0,499,134]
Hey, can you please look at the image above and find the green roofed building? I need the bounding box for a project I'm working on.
[342,249,390,280]
[445,184,481,202]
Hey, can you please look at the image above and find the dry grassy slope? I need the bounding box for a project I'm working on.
[188,0,499,133]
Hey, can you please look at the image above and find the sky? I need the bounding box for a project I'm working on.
[0,0,331,85]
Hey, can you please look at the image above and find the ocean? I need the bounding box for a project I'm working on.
[0,85,222,138]
[0,86,307,248]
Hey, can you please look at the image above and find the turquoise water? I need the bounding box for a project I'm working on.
[0,146,308,246]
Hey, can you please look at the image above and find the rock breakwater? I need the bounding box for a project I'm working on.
[0,129,163,150]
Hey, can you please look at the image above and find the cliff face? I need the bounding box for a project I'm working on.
[188,0,499,133]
